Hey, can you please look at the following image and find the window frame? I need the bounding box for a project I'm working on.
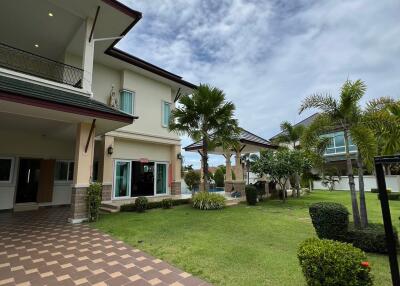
[154,162,169,196]
[161,100,172,128]
[113,160,132,200]
[323,131,357,156]
[119,89,135,116]
[0,157,14,184]
[54,160,74,183]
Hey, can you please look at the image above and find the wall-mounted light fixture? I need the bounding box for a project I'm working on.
[107,146,114,155]
[177,153,182,160]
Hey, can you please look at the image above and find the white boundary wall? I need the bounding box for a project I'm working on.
[314,175,400,192]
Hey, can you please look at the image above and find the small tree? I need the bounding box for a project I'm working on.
[184,170,201,197]
[214,168,225,187]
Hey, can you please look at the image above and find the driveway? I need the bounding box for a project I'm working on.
[0,207,210,286]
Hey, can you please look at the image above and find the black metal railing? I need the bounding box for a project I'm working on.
[0,42,83,88]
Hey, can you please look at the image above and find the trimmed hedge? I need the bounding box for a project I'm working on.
[378,193,400,201]
[245,185,258,205]
[309,202,349,240]
[371,188,391,193]
[120,198,191,212]
[346,223,399,254]
[87,183,102,222]
[135,196,148,212]
[298,238,372,286]
[161,198,173,209]
[192,192,226,210]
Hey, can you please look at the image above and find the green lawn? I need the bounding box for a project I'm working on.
[93,191,400,286]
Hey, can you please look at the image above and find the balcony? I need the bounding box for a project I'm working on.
[0,43,83,88]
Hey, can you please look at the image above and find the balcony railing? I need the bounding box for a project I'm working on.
[0,42,83,88]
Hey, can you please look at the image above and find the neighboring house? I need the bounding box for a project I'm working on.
[269,113,357,175]
[0,0,195,222]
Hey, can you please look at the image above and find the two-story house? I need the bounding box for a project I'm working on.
[0,0,195,222]
[269,113,358,175]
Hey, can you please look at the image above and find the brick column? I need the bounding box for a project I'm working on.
[99,135,114,201]
[224,152,233,193]
[170,145,182,195]
[69,122,95,223]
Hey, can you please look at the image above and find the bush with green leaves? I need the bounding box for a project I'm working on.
[298,238,372,286]
[371,188,391,193]
[135,196,148,212]
[245,185,258,205]
[346,223,399,254]
[378,193,400,200]
[87,182,102,222]
[214,168,225,187]
[120,198,191,212]
[161,198,173,209]
[309,202,349,240]
[192,192,226,210]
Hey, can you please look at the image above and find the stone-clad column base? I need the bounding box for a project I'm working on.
[69,186,88,224]
[101,184,112,201]
[171,181,182,195]
[224,181,246,196]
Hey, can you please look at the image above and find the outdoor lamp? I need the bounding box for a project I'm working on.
[177,153,182,160]
[107,146,114,155]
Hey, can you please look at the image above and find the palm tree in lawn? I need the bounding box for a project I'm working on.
[169,84,240,191]
[272,121,305,197]
[299,79,372,228]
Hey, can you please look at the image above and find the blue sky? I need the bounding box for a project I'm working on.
[119,0,400,168]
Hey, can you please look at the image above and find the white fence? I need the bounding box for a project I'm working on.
[313,175,400,192]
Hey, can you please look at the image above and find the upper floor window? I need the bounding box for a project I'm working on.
[0,157,14,183]
[162,101,171,127]
[323,131,357,155]
[120,90,135,115]
[54,161,74,182]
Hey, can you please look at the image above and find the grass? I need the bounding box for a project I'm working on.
[93,191,400,286]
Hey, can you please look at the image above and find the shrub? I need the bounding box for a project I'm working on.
[120,198,191,212]
[298,238,372,286]
[87,183,102,222]
[371,188,391,193]
[135,196,148,212]
[214,168,225,188]
[192,192,226,210]
[161,198,173,209]
[345,223,399,254]
[254,181,266,201]
[378,193,400,200]
[245,185,258,205]
[309,202,349,240]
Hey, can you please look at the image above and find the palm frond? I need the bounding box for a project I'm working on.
[299,93,338,115]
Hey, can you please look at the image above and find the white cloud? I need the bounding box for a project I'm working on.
[119,0,400,168]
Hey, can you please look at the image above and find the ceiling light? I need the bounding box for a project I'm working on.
[48,12,53,17]
[34,44,39,48]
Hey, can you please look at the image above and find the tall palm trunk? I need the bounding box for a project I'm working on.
[357,152,368,228]
[344,128,361,228]
[202,137,209,192]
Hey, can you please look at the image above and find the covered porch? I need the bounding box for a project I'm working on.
[0,74,134,222]
[184,129,277,196]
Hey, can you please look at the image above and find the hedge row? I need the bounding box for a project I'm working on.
[120,198,191,212]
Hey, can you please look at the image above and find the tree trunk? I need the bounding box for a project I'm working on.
[202,137,209,192]
[295,172,301,198]
[344,128,361,228]
[280,181,286,202]
[357,152,368,228]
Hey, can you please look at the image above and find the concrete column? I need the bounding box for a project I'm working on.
[170,145,182,195]
[82,17,94,94]
[70,122,95,223]
[99,135,114,201]
[235,151,243,181]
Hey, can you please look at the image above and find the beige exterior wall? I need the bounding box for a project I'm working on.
[113,138,172,162]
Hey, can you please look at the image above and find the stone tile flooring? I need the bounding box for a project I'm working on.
[0,207,210,286]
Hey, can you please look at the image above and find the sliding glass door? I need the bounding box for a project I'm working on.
[155,163,167,195]
[114,160,131,198]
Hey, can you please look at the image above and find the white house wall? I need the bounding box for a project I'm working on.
[313,175,400,192]
[113,138,171,162]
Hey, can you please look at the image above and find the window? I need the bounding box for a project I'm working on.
[114,160,131,198]
[162,101,171,127]
[119,90,134,115]
[0,158,13,183]
[323,131,357,155]
[54,161,74,181]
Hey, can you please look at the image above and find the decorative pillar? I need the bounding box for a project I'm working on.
[70,122,95,223]
[82,17,94,94]
[99,135,114,201]
[228,149,245,196]
[224,152,234,193]
[235,151,243,181]
[170,145,182,195]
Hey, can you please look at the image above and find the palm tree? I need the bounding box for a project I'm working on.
[299,79,370,228]
[169,84,240,191]
[272,121,305,197]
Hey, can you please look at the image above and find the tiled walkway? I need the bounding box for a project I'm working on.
[0,207,210,286]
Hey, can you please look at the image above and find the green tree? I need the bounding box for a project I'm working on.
[272,121,306,197]
[214,168,225,187]
[184,170,200,197]
[251,149,311,202]
[299,79,374,228]
[169,84,240,191]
